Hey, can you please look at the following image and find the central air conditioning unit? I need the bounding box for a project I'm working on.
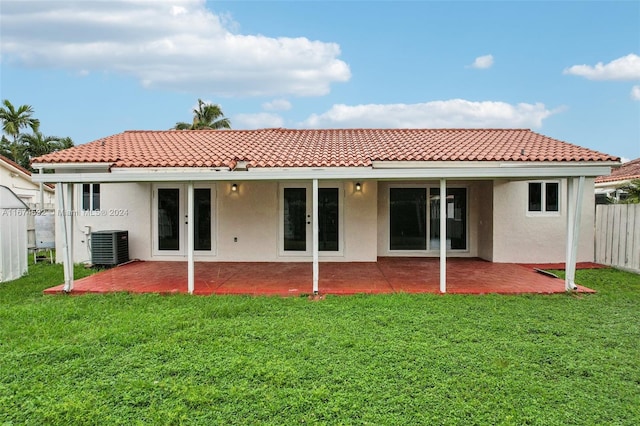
[91,230,129,266]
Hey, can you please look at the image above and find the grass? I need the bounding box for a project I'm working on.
[0,263,639,425]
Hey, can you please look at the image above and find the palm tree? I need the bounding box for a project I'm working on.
[18,132,74,170]
[174,99,231,130]
[0,99,40,162]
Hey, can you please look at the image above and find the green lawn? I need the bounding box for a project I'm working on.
[1,263,639,425]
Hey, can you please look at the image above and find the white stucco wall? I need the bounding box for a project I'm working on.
[57,178,596,265]
[476,181,494,261]
[216,181,279,261]
[62,180,378,263]
[343,180,378,261]
[0,162,55,207]
[57,183,151,263]
[491,178,595,263]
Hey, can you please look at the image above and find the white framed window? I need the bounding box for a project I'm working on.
[82,184,100,211]
[528,181,560,214]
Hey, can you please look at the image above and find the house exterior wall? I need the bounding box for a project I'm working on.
[491,178,595,263]
[0,163,55,207]
[216,180,378,262]
[57,183,151,263]
[475,181,494,261]
[216,181,278,261]
[62,180,379,263]
[58,178,596,265]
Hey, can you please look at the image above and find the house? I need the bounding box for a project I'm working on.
[595,157,640,203]
[0,155,55,208]
[1,155,56,253]
[31,128,619,294]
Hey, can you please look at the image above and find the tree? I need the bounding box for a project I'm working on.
[18,132,74,170]
[616,179,640,204]
[0,100,74,171]
[174,99,231,130]
[0,100,40,162]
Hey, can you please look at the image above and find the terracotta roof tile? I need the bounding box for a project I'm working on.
[32,128,619,168]
[595,157,640,183]
[1,155,55,189]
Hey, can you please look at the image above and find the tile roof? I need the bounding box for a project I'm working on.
[31,128,618,168]
[1,155,55,190]
[595,157,640,183]
[1,154,34,176]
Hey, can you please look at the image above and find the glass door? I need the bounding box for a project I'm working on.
[153,184,215,256]
[318,188,339,251]
[429,188,467,250]
[156,186,184,255]
[194,188,212,251]
[389,187,427,250]
[282,186,311,254]
[280,184,342,256]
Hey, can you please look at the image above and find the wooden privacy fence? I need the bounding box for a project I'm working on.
[595,204,640,273]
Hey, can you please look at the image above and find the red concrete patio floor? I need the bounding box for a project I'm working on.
[43,258,596,296]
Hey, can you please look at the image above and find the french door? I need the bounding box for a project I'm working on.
[279,183,342,256]
[153,184,215,256]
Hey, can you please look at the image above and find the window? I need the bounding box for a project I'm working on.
[82,184,100,211]
[528,182,559,213]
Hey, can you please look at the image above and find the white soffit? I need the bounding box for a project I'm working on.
[31,163,615,183]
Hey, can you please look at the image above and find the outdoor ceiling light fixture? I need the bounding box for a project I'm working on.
[355,182,362,192]
[231,183,238,192]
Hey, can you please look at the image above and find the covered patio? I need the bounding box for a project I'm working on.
[43,258,596,296]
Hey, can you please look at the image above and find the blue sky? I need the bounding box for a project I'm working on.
[1,0,639,161]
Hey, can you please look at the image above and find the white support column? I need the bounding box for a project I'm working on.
[187,182,195,294]
[66,184,74,291]
[312,179,319,294]
[565,176,585,291]
[439,178,447,293]
[58,183,74,292]
[565,177,575,284]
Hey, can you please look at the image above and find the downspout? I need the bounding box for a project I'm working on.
[39,169,44,209]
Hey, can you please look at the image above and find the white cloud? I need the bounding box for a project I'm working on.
[0,0,350,96]
[301,99,555,129]
[563,54,640,81]
[234,113,284,129]
[631,85,640,101]
[262,99,292,111]
[469,54,494,69]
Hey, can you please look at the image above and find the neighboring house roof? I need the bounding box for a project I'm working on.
[32,128,618,168]
[595,157,640,184]
[0,155,55,191]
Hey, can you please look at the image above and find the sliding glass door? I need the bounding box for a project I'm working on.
[390,186,467,252]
